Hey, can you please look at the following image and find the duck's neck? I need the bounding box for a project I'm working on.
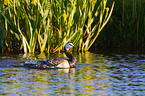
[64,48,76,67]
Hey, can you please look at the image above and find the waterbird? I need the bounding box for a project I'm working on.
[24,43,76,69]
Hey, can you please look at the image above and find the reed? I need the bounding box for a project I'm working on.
[126,0,145,48]
[0,0,114,53]
[94,0,145,49]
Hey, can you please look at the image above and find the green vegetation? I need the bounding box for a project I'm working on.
[0,0,114,53]
[94,0,145,49]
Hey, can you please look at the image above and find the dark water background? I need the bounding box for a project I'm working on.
[0,51,145,96]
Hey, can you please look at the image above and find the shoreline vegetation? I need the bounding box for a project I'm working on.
[0,0,144,54]
[0,0,114,53]
[94,0,145,50]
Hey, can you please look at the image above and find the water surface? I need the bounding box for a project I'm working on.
[0,52,145,95]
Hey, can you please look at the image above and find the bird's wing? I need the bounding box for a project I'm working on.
[24,57,69,69]
[46,57,68,66]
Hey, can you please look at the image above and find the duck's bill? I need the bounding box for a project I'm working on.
[73,46,76,49]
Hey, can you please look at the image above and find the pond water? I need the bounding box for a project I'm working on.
[0,51,145,96]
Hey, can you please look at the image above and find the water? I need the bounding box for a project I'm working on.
[0,52,145,96]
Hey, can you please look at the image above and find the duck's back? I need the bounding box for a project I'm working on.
[24,57,70,69]
[46,57,70,68]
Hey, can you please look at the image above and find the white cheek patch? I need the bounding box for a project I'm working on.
[65,43,74,50]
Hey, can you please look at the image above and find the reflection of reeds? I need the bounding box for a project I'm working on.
[0,0,114,53]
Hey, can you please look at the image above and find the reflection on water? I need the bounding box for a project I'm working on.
[0,52,145,95]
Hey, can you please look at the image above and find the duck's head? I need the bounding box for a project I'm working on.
[65,43,75,51]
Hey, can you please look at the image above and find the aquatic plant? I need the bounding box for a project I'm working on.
[0,0,114,53]
[94,0,145,49]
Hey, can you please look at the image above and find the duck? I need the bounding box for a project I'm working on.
[24,43,76,69]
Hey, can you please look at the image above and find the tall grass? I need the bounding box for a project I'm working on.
[0,0,114,53]
[94,0,144,49]
[123,0,145,48]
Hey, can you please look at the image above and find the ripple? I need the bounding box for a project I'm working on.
[0,53,145,95]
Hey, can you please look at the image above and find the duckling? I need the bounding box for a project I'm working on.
[24,43,76,69]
